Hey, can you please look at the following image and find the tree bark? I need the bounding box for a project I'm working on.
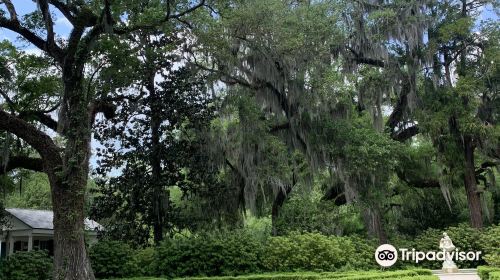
[362,207,387,244]
[271,185,292,236]
[147,68,165,244]
[463,135,483,228]
[51,179,94,280]
[50,74,95,280]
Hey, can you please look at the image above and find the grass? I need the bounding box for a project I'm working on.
[107,269,438,280]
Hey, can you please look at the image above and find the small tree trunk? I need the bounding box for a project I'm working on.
[362,207,387,244]
[271,185,292,236]
[463,136,483,228]
[492,189,500,224]
[148,71,165,244]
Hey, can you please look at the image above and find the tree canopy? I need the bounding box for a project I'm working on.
[0,0,498,277]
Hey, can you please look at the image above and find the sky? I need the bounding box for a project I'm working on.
[0,1,73,51]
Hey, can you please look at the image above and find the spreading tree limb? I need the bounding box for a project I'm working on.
[0,156,44,175]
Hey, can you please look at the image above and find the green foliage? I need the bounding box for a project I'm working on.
[175,270,434,280]
[276,188,364,236]
[4,172,51,209]
[482,225,500,267]
[113,271,438,280]
[478,267,500,280]
[394,224,500,269]
[0,250,52,280]
[438,17,474,41]
[153,231,376,277]
[261,233,376,272]
[89,240,135,279]
[91,57,218,244]
[398,224,483,268]
[156,229,265,277]
[490,272,500,280]
[126,247,158,277]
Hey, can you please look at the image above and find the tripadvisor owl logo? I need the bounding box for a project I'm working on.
[375,244,398,267]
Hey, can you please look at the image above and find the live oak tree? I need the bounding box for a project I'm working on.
[186,0,499,242]
[0,1,205,279]
[188,0,428,243]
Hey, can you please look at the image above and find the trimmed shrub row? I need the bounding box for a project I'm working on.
[112,270,436,280]
[183,269,432,280]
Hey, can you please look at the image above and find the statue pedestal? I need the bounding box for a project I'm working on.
[442,260,459,273]
[442,267,459,273]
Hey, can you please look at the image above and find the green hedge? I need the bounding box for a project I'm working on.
[127,247,158,277]
[156,229,265,277]
[114,276,438,280]
[89,240,136,279]
[0,250,52,280]
[482,226,500,267]
[91,224,499,278]
[261,233,371,271]
[154,232,377,277]
[478,266,500,280]
[175,270,435,280]
[490,272,500,280]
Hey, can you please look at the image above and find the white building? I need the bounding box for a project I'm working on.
[0,208,102,257]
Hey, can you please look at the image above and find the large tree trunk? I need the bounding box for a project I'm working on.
[463,135,483,228]
[50,76,95,280]
[51,180,94,280]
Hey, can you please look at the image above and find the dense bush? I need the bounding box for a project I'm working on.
[481,225,500,267]
[89,240,135,278]
[262,233,376,272]
[342,235,379,270]
[0,250,52,280]
[126,247,158,277]
[156,229,264,277]
[262,233,343,271]
[478,267,500,280]
[490,272,500,280]
[177,269,434,280]
[154,231,375,277]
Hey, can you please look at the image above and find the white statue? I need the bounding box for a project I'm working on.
[439,232,458,273]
